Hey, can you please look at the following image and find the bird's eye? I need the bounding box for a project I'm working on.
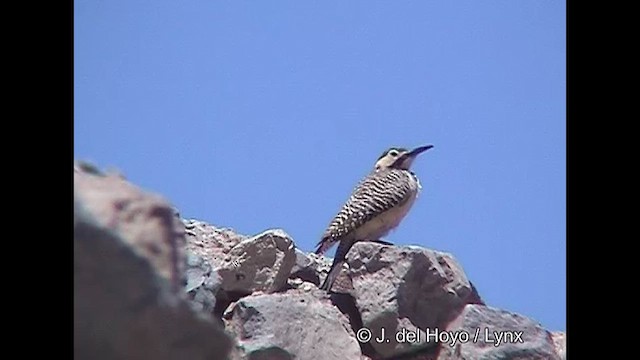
[388,150,399,157]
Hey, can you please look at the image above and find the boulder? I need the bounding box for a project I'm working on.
[74,198,232,359]
[218,229,297,293]
[224,289,363,360]
[74,164,184,291]
[436,304,561,360]
[345,242,481,358]
[185,221,297,294]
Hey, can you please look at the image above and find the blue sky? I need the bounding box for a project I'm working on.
[75,1,566,331]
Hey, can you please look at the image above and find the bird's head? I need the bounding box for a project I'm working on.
[374,145,434,171]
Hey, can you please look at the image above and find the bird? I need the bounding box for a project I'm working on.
[315,145,433,292]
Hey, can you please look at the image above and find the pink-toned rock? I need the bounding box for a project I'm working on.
[185,220,296,294]
[551,331,566,359]
[74,163,184,290]
[436,304,560,360]
[223,289,363,360]
[74,192,232,359]
[184,219,247,266]
[341,242,481,358]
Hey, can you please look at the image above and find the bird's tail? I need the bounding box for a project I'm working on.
[315,234,334,255]
[319,238,354,292]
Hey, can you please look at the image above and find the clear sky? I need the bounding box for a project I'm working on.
[75,1,566,332]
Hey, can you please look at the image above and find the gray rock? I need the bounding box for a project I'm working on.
[224,290,363,360]
[290,249,332,285]
[74,163,185,291]
[345,242,478,358]
[437,305,560,360]
[217,229,297,293]
[185,252,222,314]
[74,197,233,360]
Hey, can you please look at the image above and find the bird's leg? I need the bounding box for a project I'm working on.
[320,238,355,292]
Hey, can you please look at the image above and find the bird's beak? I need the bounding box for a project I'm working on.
[407,145,434,158]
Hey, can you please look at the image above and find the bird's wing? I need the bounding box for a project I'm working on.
[314,169,412,254]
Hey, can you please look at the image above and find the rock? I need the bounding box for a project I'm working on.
[344,242,479,358]
[74,163,185,291]
[185,252,221,315]
[74,198,233,360]
[184,222,298,319]
[74,161,563,360]
[224,289,363,360]
[314,254,355,294]
[436,304,560,360]
[551,331,566,360]
[184,220,296,294]
[182,220,246,315]
[184,219,247,267]
[289,249,332,286]
[217,229,297,294]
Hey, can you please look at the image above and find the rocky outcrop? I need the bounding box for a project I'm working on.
[74,166,233,360]
[74,163,565,360]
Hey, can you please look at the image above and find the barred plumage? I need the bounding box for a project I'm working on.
[315,145,433,292]
[315,169,419,255]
